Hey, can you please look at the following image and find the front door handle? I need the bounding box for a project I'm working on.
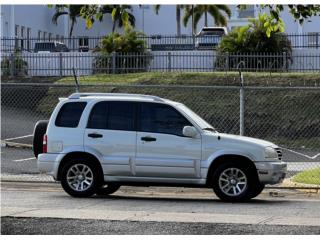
[88,133,103,138]
[141,136,157,142]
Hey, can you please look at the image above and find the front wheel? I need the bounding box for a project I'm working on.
[212,162,256,202]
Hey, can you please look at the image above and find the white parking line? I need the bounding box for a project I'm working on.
[4,134,33,141]
[13,157,36,162]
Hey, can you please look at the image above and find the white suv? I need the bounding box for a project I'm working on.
[35,93,286,202]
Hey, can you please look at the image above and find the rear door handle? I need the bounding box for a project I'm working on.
[88,133,103,138]
[141,136,157,142]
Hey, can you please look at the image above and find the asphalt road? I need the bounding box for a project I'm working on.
[1,182,320,234]
[2,217,320,235]
[1,106,46,144]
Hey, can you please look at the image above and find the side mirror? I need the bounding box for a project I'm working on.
[183,126,198,138]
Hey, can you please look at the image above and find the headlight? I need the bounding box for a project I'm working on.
[265,147,278,159]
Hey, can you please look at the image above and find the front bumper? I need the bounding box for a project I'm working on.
[38,153,65,180]
[255,161,287,184]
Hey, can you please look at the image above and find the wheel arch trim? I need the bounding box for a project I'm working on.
[56,149,103,181]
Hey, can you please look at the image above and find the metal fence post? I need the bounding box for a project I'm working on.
[238,62,245,136]
[59,53,63,77]
[10,53,15,77]
[282,52,287,71]
[239,73,245,136]
[112,52,116,74]
[168,52,171,72]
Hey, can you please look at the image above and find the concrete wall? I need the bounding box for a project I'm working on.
[2,48,319,77]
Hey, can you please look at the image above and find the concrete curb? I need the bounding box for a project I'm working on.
[1,173,54,182]
[282,178,320,193]
[1,141,32,149]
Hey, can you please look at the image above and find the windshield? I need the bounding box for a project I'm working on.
[177,104,217,132]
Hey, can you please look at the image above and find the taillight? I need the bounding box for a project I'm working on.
[42,134,47,153]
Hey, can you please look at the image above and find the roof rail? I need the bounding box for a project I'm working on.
[68,92,165,102]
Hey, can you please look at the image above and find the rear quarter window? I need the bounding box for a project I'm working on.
[55,102,87,128]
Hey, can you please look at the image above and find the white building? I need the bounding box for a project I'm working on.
[1,4,320,39]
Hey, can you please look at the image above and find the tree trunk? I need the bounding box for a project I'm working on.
[176,6,181,36]
[204,11,208,27]
[192,5,195,35]
[112,21,116,33]
[69,20,75,37]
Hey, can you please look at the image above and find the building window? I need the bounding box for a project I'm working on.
[43,32,47,40]
[15,25,19,50]
[27,28,31,51]
[79,37,89,52]
[49,33,52,40]
[56,34,59,40]
[308,32,319,47]
[38,30,42,40]
[21,26,25,38]
[20,26,25,49]
[5,22,9,37]
[15,25,19,37]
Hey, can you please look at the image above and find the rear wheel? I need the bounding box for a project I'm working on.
[33,120,48,158]
[212,161,256,202]
[61,158,102,197]
[250,182,265,199]
[96,184,121,196]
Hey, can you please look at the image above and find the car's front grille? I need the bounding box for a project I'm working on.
[275,148,283,160]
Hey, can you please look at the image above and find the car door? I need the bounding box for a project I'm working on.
[84,101,136,177]
[135,102,202,179]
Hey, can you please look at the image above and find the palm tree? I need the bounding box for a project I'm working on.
[96,5,135,33]
[79,5,135,32]
[51,5,84,37]
[154,5,184,36]
[183,5,231,33]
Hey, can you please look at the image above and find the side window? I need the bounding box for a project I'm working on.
[140,103,191,136]
[87,102,107,129]
[55,102,86,128]
[87,101,135,131]
[107,102,135,131]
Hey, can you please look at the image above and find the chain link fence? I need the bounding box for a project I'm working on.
[1,83,320,187]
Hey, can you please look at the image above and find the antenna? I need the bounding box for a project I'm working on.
[72,68,80,93]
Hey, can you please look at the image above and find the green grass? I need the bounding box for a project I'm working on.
[56,72,320,86]
[293,168,320,185]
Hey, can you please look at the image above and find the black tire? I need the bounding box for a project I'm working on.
[32,120,48,158]
[212,161,256,202]
[60,158,102,198]
[95,184,121,196]
[249,182,265,199]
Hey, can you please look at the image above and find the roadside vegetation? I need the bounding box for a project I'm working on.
[56,72,320,86]
[293,168,320,185]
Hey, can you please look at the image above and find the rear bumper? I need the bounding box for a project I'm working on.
[38,153,65,180]
[255,161,287,184]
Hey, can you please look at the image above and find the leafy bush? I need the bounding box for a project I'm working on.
[216,13,292,71]
[1,51,28,77]
[93,28,153,74]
